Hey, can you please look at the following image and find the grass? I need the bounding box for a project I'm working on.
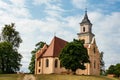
[0,74,119,80]
[0,74,24,80]
[36,74,119,80]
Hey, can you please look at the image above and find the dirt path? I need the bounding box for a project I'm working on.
[22,74,36,80]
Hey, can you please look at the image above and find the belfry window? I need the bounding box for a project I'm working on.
[55,59,58,68]
[46,59,49,67]
[83,27,85,32]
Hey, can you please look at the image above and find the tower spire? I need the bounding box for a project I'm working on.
[80,8,92,25]
[85,8,87,14]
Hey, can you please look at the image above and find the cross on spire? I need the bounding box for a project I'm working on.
[80,8,92,25]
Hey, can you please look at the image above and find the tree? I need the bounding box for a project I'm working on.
[59,39,90,74]
[100,52,105,75]
[28,41,46,73]
[107,65,115,74]
[114,64,120,77]
[0,42,22,73]
[1,23,22,49]
[106,63,120,77]
[0,23,22,73]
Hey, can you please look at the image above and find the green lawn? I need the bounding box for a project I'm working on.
[0,74,24,80]
[0,74,119,80]
[36,74,118,80]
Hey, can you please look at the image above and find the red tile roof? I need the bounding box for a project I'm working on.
[36,36,67,59]
[36,44,48,59]
[42,36,67,57]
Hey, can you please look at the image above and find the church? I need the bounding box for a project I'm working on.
[35,11,100,75]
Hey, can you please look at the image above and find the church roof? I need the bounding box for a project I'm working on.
[80,10,92,25]
[38,36,67,58]
[36,44,48,59]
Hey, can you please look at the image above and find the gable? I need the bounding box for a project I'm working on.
[42,36,67,57]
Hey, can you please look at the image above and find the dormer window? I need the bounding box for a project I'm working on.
[83,27,85,32]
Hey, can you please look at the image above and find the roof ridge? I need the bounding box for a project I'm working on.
[42,36,67,57]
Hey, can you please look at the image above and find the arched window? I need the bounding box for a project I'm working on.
[39,61,41,67]
[46,59,49,67]
[38,69,40,73]
[94,60,96,68]
[83,27,85,32]
[90,62,92,68]
[55,59,58,68]
[60,63,62,68]
[94,47,96,53]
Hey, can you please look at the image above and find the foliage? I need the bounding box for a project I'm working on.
[0,42,22,73]
[1,23,22,49]
[106,63,120,77]
[0,23,22,73]
[28,41,46,73]
[59,39,90,74]
[100,52,105,75]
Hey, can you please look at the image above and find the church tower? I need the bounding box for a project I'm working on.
[76,10,100,75]
[77,10,94,43]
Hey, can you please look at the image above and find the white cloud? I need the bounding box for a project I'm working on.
[86,11,120,69]
[33,0,64,18]
[33,0,61,5]
[9,0,26,7]
[106,0,120,4]
[71,0,87,9]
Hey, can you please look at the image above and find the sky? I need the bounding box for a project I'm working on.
[0,0,120,72]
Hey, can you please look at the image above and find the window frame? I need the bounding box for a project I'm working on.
[46,59,49,67]
[55,59,58,68]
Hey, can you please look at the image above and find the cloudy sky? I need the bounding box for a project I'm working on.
[0,0,120,72]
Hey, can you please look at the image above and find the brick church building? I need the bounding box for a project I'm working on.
[35,11,100,75]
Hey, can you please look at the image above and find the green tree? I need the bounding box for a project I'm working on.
[100,52,105,75]
[0,23,22,73]
[0,42,22,73]
[106,63,120,77]
[59,39,90,74]
[114,64,120,77]
[1,23,22,49]
[107,65,115,74]
[28,41,46,73]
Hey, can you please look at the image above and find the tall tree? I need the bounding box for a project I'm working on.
[28,41,46,73]
[59,39,90,74]
[100,52,105,75]
[1,23,22,49]
[0,23,22,73]
[0,42,22,73]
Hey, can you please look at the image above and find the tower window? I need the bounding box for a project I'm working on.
[90,62,92,68]
[94,47,96,53]
[55,59,58,68]
[94,61,96,69]
[46,59,49,67]
[60,63,62,68]
[38,69,40,73]
[83,27,85,32]
[39,61,41,67]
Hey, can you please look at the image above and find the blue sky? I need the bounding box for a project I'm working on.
[0,0,120,72]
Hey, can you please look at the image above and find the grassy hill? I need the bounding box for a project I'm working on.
[0,74,119,80]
